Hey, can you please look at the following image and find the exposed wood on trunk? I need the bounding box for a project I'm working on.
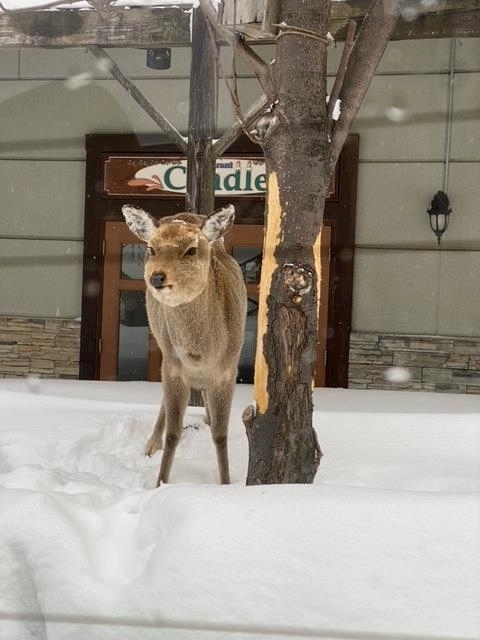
[88,46,187,153]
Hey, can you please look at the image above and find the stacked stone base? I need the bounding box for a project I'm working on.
[349,332,480,393]
[1,318,480,393]
[0,317,80,379]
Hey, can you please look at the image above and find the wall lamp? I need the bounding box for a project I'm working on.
[427,191,452,245]
[146,48,171,70]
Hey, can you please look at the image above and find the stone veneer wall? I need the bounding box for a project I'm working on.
[1,319,479,393]
[0,317,80,379]
[349,332,480,393]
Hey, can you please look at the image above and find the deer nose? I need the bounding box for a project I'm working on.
[150,272,167,288]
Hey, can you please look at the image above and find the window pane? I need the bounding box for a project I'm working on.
[232,247,262,283]
[121,244,146,280]
[238,297,258,384]
[118,290,149,381]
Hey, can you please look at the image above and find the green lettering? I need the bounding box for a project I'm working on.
[254,173,266,192]
[224,170,241,192]
[245,168,252,192]
[164,165,186,191]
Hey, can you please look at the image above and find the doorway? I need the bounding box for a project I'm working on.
[98,221,331,386]
[80,133,358,387]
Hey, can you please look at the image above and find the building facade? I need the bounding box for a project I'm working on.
[1,37,479,391]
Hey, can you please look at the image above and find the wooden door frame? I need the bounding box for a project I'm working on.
[80,133,359,387]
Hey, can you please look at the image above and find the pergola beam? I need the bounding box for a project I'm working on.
[0,6,191,47]
[1,0,480,48]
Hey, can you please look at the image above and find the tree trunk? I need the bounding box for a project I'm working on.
[187,6,218,406]
[245,0,331,484]
[186,6,217,215]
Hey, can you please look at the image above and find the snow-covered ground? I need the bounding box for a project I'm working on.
[0,378,479,640]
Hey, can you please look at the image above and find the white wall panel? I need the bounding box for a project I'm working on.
[438,252,480,337]
[19,47,192,79]
[0,239,83,317]
[455,38,480,71]
[377,39,450,74]
[352,249,439,334]
[352,74,447,161]
[444,163,480,247]
[0,161,85,238]
[451,73,480,162]
[356,163,444,245]
[0,49,19,79]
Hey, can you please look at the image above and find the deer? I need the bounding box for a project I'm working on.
[122,204,247,486]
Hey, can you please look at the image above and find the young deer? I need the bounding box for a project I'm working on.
[122,204,247,486]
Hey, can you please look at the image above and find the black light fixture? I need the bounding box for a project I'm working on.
[427,190,452,245]
[146,48,171,70]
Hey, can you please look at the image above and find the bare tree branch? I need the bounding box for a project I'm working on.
[198,0,276,100]
[327,20,356,132]
[88,46,187,154]
[213,94,269,156]
[327,0,403,178]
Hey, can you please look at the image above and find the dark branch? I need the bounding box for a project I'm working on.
[327,20,356,131]
[214,94,269,156]
[327,0,402,179]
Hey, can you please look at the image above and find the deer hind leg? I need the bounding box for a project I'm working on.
[206,379,235,485]
[157,377,190,486]
[201,390,211,426]
[145,402,165,457]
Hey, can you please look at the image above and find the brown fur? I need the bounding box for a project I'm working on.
[122,205,247,485]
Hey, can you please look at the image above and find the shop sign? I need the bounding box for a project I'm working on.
[104,156,267,197]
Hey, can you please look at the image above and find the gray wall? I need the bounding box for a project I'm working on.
[0,39,479,339]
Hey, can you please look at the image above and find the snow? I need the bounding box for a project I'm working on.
[0,379,479,640]
[0,0,192,10]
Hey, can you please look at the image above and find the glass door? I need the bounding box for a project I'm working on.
[100,221,160,381]
[99,221,330,385]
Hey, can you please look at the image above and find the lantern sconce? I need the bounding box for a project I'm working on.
[427,191,452,245]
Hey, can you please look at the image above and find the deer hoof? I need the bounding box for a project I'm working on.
[145,435,163,457]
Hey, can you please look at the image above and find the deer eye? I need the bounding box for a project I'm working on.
[146,246,155,257]
[184,246,197,257]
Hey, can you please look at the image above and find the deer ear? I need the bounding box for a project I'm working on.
[202,205,235,242]
[122,205,158,242]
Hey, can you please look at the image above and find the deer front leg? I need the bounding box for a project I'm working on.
[145,402,165,456]
[157,376,189,486]
[205,378,235,485]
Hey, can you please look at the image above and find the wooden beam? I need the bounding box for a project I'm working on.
[233,0,480,41]
[1,0,480,47]
[0,6,191,47]
[329,0,480,41]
